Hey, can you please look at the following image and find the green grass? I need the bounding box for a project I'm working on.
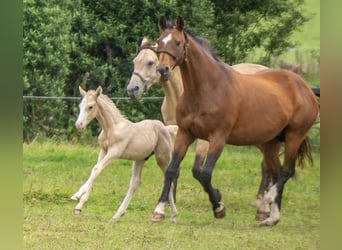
[23,139,320,249]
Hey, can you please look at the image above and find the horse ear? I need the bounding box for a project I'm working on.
[159,16,167,30]
[79,86,87,97]
[95,86,103,97]
[176,16,185,31]
[141,37,149,46]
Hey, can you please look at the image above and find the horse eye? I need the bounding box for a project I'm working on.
[176,40,181,46]
[148,61,154,67]
[88,106,93,110]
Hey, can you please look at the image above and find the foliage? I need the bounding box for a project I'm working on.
[210,0,309,65]
[23,0,314,142]
[23,0,73,141]
[23,140,320,249]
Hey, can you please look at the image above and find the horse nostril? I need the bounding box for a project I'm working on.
[157,66,169,76]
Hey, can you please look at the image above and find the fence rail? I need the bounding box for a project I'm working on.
[23,96,164,101]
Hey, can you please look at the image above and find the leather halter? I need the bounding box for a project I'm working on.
[131,44,158,92]
[157,31,189,69]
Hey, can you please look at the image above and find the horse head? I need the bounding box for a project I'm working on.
[157,16,188,81]
[75,86,102,130]
[127,38,159,100]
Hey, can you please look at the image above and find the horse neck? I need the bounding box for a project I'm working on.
[160,66,184,117]
[95,95,127,131]
[179,35,232,98]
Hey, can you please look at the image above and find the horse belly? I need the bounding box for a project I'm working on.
[120,136,156,160]
[227,114,288,145]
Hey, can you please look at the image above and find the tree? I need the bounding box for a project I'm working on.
[209,0,309,65]
[23,0,309,142]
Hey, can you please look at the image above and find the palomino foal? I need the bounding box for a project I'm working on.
[72,86,177,222]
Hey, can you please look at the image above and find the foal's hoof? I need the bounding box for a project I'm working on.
[255,211,270,221]
[73,209,82,215]
[151,212,165,222]
[214,202,226,219]
[70,195,79,201]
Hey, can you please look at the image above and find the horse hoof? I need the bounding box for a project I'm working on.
[73,209,82,215]
[151,212,165,222]
[255,211,270,221]
[112,212,125,221]
[259,218,279,227]
[214,202,226,219]
[70,195,79,201]
[170,216,177,224]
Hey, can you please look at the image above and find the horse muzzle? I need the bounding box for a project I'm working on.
[157,65,171,81]
[127,85,142,100]
[75,121,87,130]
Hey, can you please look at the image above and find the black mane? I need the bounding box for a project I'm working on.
[185,29,220,62]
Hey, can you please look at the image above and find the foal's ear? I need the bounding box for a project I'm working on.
[79,86,87,97]
[95,86,103,97]
[176,16,185,31]
[159,16,168,31]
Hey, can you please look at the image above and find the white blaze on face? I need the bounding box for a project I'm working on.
[75,98,88,130]
[162,33,172,45]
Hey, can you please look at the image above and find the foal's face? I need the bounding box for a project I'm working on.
[75,88,101,130]
[157,16,187,81]
[127,43,159,100]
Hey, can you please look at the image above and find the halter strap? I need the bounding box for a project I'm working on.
[132,72,148,92]
[131,44,159,92]
[157,31,189,69]
[136,44,158,55]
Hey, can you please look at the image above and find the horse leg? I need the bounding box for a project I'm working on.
[253,160,271,207]
[196,138,226,218]
[152,130,194,222]
[192,139,209,180]
[71,148,119,214]
[111,160,144,221]
[255,141,281,221]
[260,133,310,226]
[71,148,106,201]
[154,131,178,223]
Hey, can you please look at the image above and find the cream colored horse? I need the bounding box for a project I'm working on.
[126,38,269,207]
[72,86,177,222]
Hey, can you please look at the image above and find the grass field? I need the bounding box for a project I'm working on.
[23,139,320,249]
[23,1,320,248]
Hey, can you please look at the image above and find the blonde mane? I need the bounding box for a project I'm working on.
[95,92,126,121]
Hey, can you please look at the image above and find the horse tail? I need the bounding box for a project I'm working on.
[296,136,314,168]
[311,87,320,98]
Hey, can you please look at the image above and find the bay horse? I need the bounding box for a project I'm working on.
[151,16,319,226]
[126,37,270,206]
[72,86,177,222]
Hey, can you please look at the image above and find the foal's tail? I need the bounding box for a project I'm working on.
[296,136,314,168]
